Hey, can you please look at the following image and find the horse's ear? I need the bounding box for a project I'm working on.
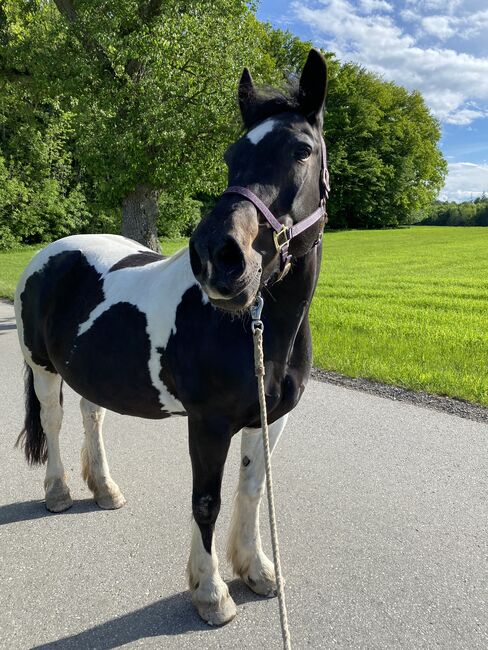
[298,49,327,124]
[238,67,257,128]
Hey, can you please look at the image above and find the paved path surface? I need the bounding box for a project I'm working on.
[1,300,487,649]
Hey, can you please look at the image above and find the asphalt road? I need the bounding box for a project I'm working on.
[1,300,487,649]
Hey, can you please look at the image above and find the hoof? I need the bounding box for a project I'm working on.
[95,486,126,510]
[244,572,278,598]
[45,478,73,513]
[194,594,237,626]
[237,552,278,598]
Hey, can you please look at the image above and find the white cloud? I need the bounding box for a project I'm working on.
[439,162,488,201]
[360,0,393,12]
[443,108,488,126]
[405,0,462,12]
[421,15,455,40]
[401,9,419,22]
[291,0,488,125]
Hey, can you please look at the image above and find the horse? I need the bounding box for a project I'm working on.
[14,48,329,626]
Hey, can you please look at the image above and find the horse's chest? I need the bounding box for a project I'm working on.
[165,312,308,427]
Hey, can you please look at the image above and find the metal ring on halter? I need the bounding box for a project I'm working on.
[273,227,291,252]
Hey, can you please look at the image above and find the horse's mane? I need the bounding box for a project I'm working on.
[241,79,301,130]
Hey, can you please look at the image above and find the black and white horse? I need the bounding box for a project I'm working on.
[15,49,328,626]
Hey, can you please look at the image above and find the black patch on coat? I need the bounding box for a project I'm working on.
[21,250,104,372]
[109,251,165,272]
[161,285,270,429]
[58,302,169,419]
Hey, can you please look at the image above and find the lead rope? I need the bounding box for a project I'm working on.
[251,293,292,650]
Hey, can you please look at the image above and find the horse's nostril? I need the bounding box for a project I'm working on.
[215,237,244,274]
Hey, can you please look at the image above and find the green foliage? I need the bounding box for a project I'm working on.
[158,193,202,238]
[420,196,488,226]
[324,62,447,228]
[0,0,118,247]
[22,0,270,201]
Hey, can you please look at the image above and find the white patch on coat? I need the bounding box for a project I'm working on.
[246,118,277,145]
[33,368,65,485]
[80,398,126,508]
[187,519,236,624]
[227,414,288,590]
[15,234,208,414]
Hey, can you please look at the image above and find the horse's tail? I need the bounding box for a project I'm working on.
[15,363,48,465]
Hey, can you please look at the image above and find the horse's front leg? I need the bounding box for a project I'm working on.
[227,414,288,597]
[187,418,236,626]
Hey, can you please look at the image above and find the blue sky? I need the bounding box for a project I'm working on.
[257,0,488,202]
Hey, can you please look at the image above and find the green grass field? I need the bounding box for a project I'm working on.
[1,228,487,406]
[312,226,488,406]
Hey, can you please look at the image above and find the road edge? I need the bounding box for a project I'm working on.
[312,368,488,424]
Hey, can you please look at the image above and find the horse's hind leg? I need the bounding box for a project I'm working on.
[227,414,288,597]
[80,398,126,509]
[32,367,72,512]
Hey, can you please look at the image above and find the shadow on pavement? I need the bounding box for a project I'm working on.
[0,498,101,525]
[31,580,263,649]
[0,317,16,333]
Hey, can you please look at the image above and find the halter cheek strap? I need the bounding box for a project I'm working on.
[222,137,329,280]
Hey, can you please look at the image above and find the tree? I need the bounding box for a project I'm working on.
[0,1,99,248]
[420,197,488,226]
[324,62,447,228]
[3,0,278,250]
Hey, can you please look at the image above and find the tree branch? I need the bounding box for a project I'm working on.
[53,0,119,80]
[138,0,165,23]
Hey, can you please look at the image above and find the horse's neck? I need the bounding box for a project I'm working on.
[264,244,322,336]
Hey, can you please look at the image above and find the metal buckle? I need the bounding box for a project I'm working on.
[250,292,264,333]
[275,260,292,283]
[273,227,290,252]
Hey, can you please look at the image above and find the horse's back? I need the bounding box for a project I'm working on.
[18,234,159,288]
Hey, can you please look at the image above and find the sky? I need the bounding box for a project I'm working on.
[256,0,488,202]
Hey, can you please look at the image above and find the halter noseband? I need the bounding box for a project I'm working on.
[222,136,330,281]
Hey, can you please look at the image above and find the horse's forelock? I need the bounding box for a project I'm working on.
[241,81,301,131]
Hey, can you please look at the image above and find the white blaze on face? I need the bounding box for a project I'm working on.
[246,118,277,145]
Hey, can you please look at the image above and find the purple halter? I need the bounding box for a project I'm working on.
[222,137,330,279]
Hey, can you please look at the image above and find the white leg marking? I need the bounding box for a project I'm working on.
[33,368,72,512]
[227,414,288,596]
[80,398,126,509]
[187,520,236,626]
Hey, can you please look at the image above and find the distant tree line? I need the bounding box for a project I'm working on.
[0,0,446,250]
[419,196,488,227]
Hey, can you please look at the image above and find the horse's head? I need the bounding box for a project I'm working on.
[189,49,328,313]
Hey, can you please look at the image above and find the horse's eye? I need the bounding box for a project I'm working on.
[295,146,312,162]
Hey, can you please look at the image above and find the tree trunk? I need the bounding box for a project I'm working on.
[121,184,161,252]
